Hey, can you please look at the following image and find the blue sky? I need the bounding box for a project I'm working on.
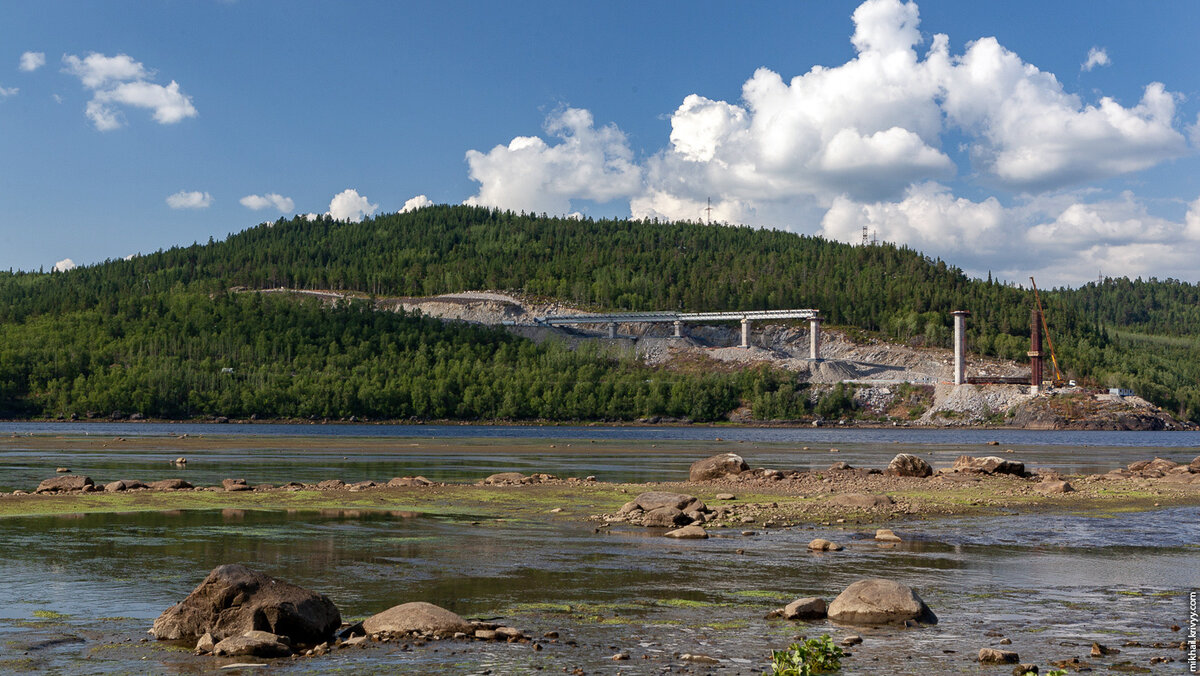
[2,1,1198,287]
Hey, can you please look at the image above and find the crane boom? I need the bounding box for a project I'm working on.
[1029,277,1064,386]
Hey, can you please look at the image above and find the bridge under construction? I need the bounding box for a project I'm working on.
[534,309,824,359]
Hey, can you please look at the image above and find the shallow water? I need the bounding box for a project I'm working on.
[0,506,1194,673]
[0,428,1196,673]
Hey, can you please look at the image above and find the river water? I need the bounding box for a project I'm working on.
[0,424,1197,673]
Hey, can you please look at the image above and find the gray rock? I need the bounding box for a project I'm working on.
[828,493,895,509]
[689,453,748,481]
[714,493,736,500]
[827,578,937,625]
[361,602,472,637]
[886,454,932,478]
[807,538,843,551]
[953,455,1026,476]
[104,480,127,493]
[783,597,827,620]
[222,479,250,492]
[150,564,341,645]
[387,476,433,487]
[633,491,705,513]
[315,479,345,490]
[148,478,192,490]
[664,525,708,539]
[828,461,852,471]
[875,528,902,542]
[642,506,688,528]
[194,632,215,654]
[482,472,526,484]
[978,647,1020,663]
[1034,479,1074,494]
[213,630,292,657]
[35,475,94,493]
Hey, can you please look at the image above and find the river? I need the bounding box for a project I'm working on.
[0,424,1196,673]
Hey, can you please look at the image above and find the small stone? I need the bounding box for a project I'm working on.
[807,538,843,551]
[681,653,720,664]
[474,629,497,641]
[194,632,215,654]
[612,652,630,660]
[715,493,736,500]
[979,648,1020,663]
[998,637,1012,645]
[56,467,70,473]
[875,528,902,542]
[1090,642,1118,656]
[783,597,827,620]
[841,635,863,646]
[665,525,708,539]
[1012,664,1037,676]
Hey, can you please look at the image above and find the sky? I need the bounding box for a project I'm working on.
[2,0,1199,287]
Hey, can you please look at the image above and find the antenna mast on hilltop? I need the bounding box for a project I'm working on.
[862,223,869,246]
[705,197,713,225]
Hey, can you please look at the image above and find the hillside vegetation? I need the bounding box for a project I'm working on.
[1,206,1196,420]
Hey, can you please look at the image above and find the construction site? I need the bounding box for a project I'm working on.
[347,285,1183,430]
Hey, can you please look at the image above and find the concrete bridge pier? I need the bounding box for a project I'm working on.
[952,310,970,385]
[673,320,683,338]
[740,318,751,348]
[809,317,822,361]
[608,322,618,339]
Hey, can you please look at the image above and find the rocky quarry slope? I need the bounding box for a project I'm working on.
[270,289,1182,429]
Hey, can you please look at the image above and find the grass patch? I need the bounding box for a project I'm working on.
[31,610,69,620]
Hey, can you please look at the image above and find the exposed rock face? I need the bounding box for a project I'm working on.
[361,602,472,637]
[35,476,94,493]
[212,630,292,657]
[827,579,937,625]
[688,453,748,481]
[885,454,932,478]
[150,564,341,645]
[952,455,1026,476]
[828,493,895,509]
[783,597,827,620]
[1190,455,1200,473]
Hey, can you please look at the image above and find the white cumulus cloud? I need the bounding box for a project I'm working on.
[0,85,16,97]
[53,258,76,272]
[1082,47,1111,71]
[166,190,212,209]
[62,52,197,130]
[240,193,295,213]
[328,189,378,222]
[19,51,45,72]
[400,194,433,213]
[465,107,643,215]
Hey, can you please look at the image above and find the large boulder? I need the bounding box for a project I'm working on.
[952,455,1026,476]
[482,472,527,485]
[150,564,341,645]
[361,602,471,637]
[827,578,937,625]
[35,475,94,493]
[885,454,932,478]
[688,453,748,482]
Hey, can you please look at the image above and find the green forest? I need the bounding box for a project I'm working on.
[1,206,1197,421]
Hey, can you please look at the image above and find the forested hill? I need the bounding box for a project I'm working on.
[1,205,1198,420]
